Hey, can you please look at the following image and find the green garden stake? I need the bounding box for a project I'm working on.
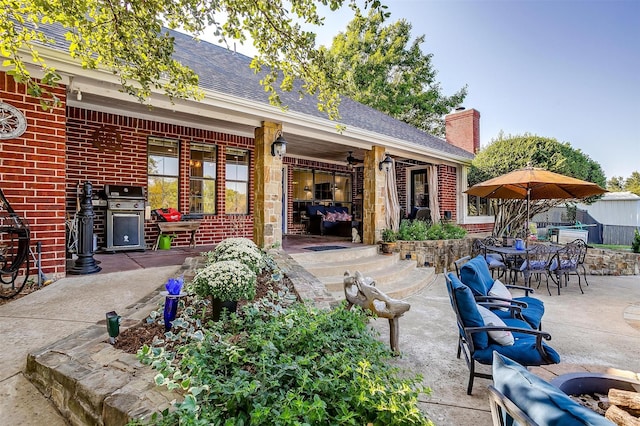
[106,311,121,344]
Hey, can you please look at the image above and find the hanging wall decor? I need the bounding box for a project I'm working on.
[0,102,27,139]
[91,124,123,152]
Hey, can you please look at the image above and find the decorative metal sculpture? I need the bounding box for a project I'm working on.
[0,102,27,139]
[343,270,411,353]
[0,187,31,299]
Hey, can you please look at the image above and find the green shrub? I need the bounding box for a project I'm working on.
[398,219,428,241]
[632,229,640,253]
[396,220,467,241]
[140,303,432,425]
[425,222,467,240]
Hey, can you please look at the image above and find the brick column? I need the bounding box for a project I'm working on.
[362,146,387,245]
[253,122,283,249]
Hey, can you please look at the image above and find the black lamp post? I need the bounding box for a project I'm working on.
[68,181,102,275]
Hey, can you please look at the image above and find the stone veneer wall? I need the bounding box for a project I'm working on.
[397,238,640,276]
[398,239,473,274]
[583,248,640,276]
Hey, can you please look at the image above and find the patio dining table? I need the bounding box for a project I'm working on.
[485,243,563,286]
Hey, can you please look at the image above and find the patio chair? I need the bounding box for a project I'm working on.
[548,241,584,295]
[456,255,545,330]
[489,353,614,426]
[570,238,590,287]
[471,237,508,279]
[414,207,431,223]
[518,244,554,290]
[444,272,560,395]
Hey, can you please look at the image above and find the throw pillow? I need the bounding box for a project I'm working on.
[489,279,513,311]
[324,212,337,222]
[477,305,514,346]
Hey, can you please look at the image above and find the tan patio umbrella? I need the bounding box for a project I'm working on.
[465,166,607,236]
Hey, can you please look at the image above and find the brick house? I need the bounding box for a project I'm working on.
[0,27,493,279]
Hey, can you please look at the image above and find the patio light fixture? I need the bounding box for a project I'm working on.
[271,130,287,157]
[379,153,393,172]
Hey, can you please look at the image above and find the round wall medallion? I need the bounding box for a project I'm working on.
[0,102,28,139]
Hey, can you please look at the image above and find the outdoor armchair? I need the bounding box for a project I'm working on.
[444,272,560,395]
[456,255,545,330]
[489,353,614,426]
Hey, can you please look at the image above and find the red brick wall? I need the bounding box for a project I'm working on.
[462,223,494,234]
[66,107,255,251]
[438,164,458,221]
[0,72,67,278]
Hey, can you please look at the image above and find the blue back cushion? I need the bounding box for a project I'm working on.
[448,273,488,349]
[460,255,494,296]
[492,353,612,426]
[307,205,325,217]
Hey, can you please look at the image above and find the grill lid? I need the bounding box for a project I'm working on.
[104,184,145,200]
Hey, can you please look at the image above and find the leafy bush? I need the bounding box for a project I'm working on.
[632,229,640,253]
[141,303,432,425]
[191,260,257,301]
[204,237,266,273]
[398,219,428,241]
[425,222,467,240]
[396,220,467,241]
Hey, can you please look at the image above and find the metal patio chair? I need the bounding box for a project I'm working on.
[444,272,560,394]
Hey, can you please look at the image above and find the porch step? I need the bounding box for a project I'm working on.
[289,245,436,301]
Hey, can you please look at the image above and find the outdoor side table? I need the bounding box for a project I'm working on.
[153,221,201,250]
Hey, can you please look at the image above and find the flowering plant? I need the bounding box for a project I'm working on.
[205,237,266,273]
[191,260,257,301]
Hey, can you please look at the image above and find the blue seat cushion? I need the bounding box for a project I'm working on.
[514,296,545,330]
[475,334,560,366]
[460,255,494,296]
[492,307,543,331]
[492,353,612,425]
[448,273,488,349]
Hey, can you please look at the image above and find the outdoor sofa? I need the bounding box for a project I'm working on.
[306,205,353,237]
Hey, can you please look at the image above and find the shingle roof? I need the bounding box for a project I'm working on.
[37,23,473,160]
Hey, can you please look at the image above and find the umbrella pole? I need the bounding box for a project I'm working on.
[526,188,530,247]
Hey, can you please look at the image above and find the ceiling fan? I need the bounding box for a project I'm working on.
[346,151,363,166]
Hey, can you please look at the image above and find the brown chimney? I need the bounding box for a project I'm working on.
[445,108,480,154]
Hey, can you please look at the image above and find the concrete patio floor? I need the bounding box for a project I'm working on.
[1,242,639,425]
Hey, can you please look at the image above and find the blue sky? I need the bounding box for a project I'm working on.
[215,0,640,180]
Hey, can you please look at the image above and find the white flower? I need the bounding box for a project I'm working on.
[192,260,256,301]
[205,237,266,273]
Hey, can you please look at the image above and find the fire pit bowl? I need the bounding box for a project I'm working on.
[551,372,640,395]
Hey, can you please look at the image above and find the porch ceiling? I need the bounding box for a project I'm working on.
[68,82,459,167]
[70,90,370,166]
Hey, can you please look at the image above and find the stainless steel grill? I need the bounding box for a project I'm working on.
[104,184,146,251]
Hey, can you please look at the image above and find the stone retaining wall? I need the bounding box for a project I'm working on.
[397,239,472,274]
[583,248,640,276]
[397,238,639,276]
